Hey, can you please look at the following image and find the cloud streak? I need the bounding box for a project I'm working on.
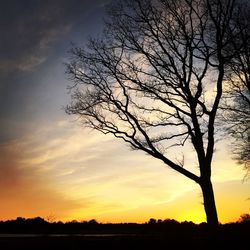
[0,139,85,221]
[1,117,248,222]
[0,119,192,221]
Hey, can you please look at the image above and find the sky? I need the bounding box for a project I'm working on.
[0,0,249,224]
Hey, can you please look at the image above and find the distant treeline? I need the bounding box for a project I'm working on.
[0,215,249,235]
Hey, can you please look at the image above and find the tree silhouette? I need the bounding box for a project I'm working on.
[220,0,250,177]
[238,213,250,223]
[66,0,248,227]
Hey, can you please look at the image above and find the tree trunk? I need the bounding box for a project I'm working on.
[200,179,219,228]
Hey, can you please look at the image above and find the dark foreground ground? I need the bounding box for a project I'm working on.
[0,233,248,250]
[0,218,249,249]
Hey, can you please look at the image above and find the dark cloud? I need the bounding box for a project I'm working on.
[0,0,111,143]
[0,0,109,74]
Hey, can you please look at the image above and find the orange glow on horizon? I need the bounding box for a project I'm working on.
[0,122,249,224]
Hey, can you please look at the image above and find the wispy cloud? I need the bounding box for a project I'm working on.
[0,119,193,220]
[0,138,85,221]
[1,118,249,222]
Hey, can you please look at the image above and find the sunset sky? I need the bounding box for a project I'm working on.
[0,0,249,224]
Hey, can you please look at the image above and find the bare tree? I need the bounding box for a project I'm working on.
[66,0,245,227]
[221,0,250,176]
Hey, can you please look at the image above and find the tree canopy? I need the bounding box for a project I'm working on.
[66,0,249,227]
